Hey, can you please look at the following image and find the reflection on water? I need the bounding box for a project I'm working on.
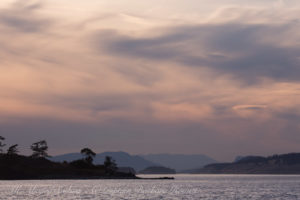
[1,174,300,199]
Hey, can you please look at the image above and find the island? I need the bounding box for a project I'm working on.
[0,153,138,180]
[0,139,175,180]
[193,153,300,174]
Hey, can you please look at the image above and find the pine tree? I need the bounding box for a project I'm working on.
[7,144,19,155]
[30,140,49,158]
[0,136,6,153]
[104,156,118,175]
[80,148,96,164]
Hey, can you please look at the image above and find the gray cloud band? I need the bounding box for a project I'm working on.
[93,23,300,84]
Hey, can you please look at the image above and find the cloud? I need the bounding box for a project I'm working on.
[233,105,267,110]
[0,1,300,160]
[0,0,51,33]
[92,5,300,84]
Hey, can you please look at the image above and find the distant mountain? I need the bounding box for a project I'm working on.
[193,153,300,174]
[139,166,176,174]
[140,154,216,172]
[50,151,159,172]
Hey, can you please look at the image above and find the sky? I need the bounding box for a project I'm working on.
[0,0,300,161]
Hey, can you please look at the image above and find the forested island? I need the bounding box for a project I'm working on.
[193,153,300,174]
[0,136,175,180]
[0,137,137,179]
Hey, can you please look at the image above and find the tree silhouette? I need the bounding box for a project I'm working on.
[30,140,49,158]
[0,136,5,153]
[7,144,19,155]
[80,148,96,164]
[104,156,118,175]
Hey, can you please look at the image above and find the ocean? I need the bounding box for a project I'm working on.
[1,174,300,199]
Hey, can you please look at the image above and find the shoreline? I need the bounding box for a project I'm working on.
[0,176,175,181]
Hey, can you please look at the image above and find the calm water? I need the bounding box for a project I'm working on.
[0,174,300,199]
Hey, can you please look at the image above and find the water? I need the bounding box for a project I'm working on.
[0,174,300,199]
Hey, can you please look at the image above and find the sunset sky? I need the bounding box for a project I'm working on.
[0,0,300,161]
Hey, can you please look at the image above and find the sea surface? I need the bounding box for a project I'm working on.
[0,174,300,199]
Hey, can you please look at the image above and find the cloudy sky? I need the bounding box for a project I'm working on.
[0,0,300,161]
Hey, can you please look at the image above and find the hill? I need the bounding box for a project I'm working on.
[140,153,216,172]
[193,153,300,174]
[50,151,159,171]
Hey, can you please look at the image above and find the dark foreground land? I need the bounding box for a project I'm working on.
[0,154,173,180]
[0,154,135,180]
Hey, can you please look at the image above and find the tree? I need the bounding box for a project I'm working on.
[0,136,5,153]
[30,140,49,158]
[104,156,118,175]
[80,148,96,164]
[7,144,19,155]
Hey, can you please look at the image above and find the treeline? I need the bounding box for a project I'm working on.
[0,136,118,175]
[194,152,300,174]
[236,153,300,165]
[70,147,118,175]
[0,136,48,158]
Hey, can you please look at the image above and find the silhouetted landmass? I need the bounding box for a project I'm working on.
[0,154,136,180]
[192,153,300,174]
[0,136,174,180]
[139,166,176,174]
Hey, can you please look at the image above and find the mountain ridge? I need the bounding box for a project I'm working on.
[49,151,160,171]
[50,151,217,172]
